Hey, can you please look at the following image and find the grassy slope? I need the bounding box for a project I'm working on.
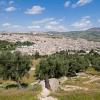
[0,59,41,100]
[52,91,100,100]
[0,89,38,100]
[50,31,100,42]
[0,60,100,100]
[51,68,100,100]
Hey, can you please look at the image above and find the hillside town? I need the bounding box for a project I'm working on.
[0,33,100,55]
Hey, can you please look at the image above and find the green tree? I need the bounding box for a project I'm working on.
[36,52,90,89]
[34,51,40,59]
[0,51,31,88]
[35,54,69,89]
[68,55,89,76]
[91,57,100,71]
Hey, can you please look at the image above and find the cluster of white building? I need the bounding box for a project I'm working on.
[0,33,100,55]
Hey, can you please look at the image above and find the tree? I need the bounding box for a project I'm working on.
[35,58,51,89]
[0,51,31,88]
[91,57,100,71]
[0,40,16,51]
[36,52,90,89]
[34,51,40,59]
[68,56,89,76]
[0,51,14,80]
[35,54,69,89]
[85,50,100,70]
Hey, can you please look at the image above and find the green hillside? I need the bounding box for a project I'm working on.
[49,28,100,42]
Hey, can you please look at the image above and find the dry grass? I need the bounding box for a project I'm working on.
[86,67,100,76]
[32,59,41,68]
[0,58,41,100]
[51,90,100,100]
[0,89,38,100]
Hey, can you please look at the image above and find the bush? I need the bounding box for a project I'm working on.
[21,83,28,88]
[0,40,16,51]
[0,51,31,88]
[36,52,89,80]
[5,84,18,89]
[32,84,42,92]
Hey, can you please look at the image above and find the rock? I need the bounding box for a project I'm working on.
[39,78,59,97]
[39,79,59,100]
[40,81,50,97]
[49,78,59,92]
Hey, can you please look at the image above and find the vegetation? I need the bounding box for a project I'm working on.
[32,51,41,59]
[0,48,99,100]
[0,89,38,100]
[36,50,100,89]
[0,51,31,88]
[64,31,100,42]
[15,41,35,46]
[0,40,34,51]
[0,40,16,51]
[36,51,89,79]
[51,91,100,100]
[49,28,100,42]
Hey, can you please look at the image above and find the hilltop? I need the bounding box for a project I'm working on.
[48,27,100,42]
[87,27,100,32]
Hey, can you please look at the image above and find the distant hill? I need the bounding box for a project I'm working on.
[87,27,100,32]
[48,28,100,42]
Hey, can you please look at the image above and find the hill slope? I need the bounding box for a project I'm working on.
[49,28,100,42]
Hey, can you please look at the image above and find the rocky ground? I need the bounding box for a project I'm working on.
[33,72,100,100]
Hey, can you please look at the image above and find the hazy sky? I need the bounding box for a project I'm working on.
[0,0,100,32]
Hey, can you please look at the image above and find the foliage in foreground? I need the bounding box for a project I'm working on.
[0,40,16,51]
[0,51,31,88]
[36,50,100,80]
[36,52,88,80]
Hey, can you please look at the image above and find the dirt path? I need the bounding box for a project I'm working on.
[38,74,100,99]
[60,73,100,92]
[61,85,88,91]
[84,76,100,84]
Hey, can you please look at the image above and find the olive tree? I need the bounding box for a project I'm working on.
[35,52,90,89]
[35,54,69,89]
[0,51,31,88]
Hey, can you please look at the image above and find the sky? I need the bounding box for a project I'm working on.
[0,0,100,32]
